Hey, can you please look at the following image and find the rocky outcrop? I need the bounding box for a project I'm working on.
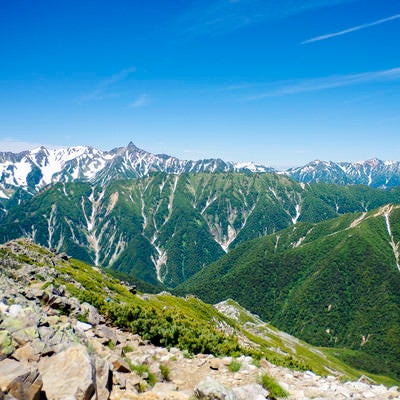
[1,239,400,400]
[194,376,238,399]
[38,345,95,400]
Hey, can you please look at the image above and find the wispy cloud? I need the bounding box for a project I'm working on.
[247,68,400,100]
[302,13,400,44]
[129,94,150,108]
[178,0,355,36]
[78,67,136,103]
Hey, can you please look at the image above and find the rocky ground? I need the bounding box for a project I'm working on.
[1,240,400,400]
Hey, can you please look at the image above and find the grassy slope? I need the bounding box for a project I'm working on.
[1,238,398,386]
[176,206,400,380]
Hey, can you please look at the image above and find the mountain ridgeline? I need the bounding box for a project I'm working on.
[177,204,400,378]
[2,143,400,214]
[2,143,400,381]
[1,172,400,288]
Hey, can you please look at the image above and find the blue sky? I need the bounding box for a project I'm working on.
[0,0,399,167]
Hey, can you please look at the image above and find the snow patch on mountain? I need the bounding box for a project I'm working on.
[2,143,400,209]
[285,158,400,188]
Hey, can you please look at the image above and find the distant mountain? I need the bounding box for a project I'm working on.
[1,172,400,287]
[284,158,400,188]
[0,142,272,199]
[1,143,400,208]
[176,204,400,379]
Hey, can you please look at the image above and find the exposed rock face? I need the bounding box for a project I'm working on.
[0,239,400,400]
[232,384,269,400]
[194,376,238,399]
[7,369,42,400]
[38,345,95,400]
[0,359,31,393]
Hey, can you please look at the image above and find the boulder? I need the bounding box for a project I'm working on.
[7,305,22,318]
[232,384,269,400]
[76,321,93,332]
[194,376,238,400]
[0,359,30,392]
[113,372,127,389]
[12,326,39,346]
[7,369,43,400]
[209,358,225,371]
[95,325,118,345]
[80,303,104,325]
[94,357,112,399]
[110,357,131,373]
[38,344,95,400]
[12,342,41,363]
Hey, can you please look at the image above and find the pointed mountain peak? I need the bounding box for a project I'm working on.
[126,142,140,151]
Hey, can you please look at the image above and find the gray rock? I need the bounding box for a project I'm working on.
[12,326,39,346]
[94,357,111,400]
[7,369,43,400]
[38,326,56,343]
[194,376,238,400]
[23,287,44,301]
[232,384,269,400]
[38,344,95,400]
[80,303,104,325]
[95,325,118,346]
[0,359,30,393]
[112,372,126,389]
[76,321,93,332]
[110,356,131,373]
[8,305,22,318]
[12,342,41,363]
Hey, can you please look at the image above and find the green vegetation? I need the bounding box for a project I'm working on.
[258,374,288,399]
[159,364,170,381]
[122,345,134,355]
[125,361,157,387]
[228,359,242,372]
[177,206,400,380]
[2,173,400,288]
[106,340,116,350]
[2,238,399,387]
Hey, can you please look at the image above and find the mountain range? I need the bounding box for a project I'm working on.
[1,141,400,381]
[0,142,270,199]
[1,143,400,206]
[1,173,400,288]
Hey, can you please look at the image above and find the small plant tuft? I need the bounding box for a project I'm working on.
[126,362,157,387]
[106,340,116,350]
[258,374,288,399]
[228,359,242,372]
[183,350,193,359]
[122,345,134,355]
[252,358,261,368]
[160,364,170,381]
[77,312,89,323]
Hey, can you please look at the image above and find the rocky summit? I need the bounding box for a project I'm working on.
[0,239,400,400]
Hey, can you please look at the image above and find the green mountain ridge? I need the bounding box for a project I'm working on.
[1,172,400,288]
[1,238,397,388]
[176,204,400,379]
